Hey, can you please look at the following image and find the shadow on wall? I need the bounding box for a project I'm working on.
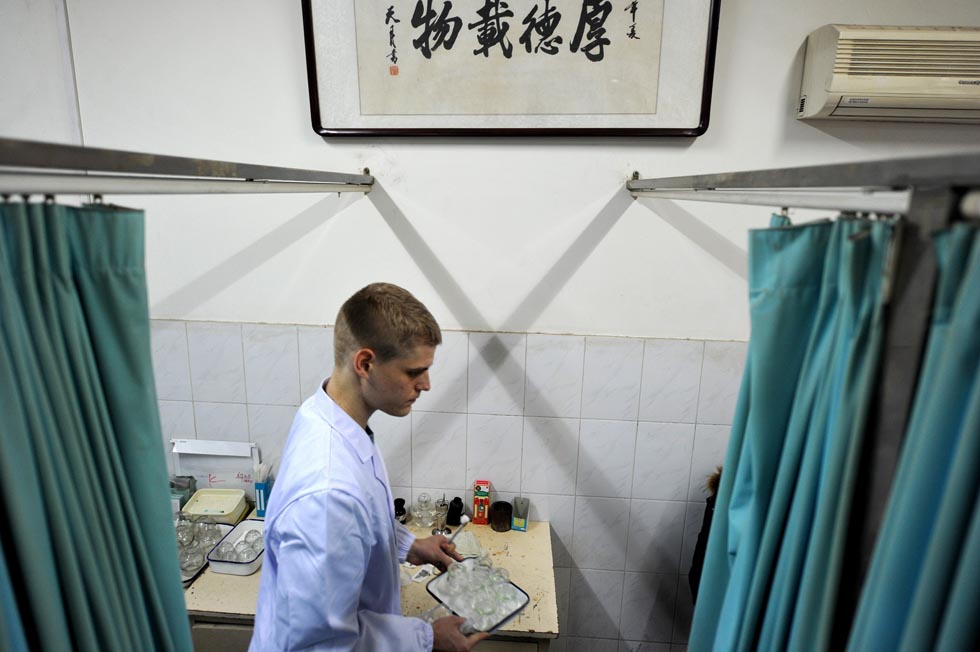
[636,197,748,281]
[367,183,488,327]
[502,189,635,332]
[624,569,680,643]
[151,192,361,316]
[626,538,692,643]
[566,569,626,640]
[551,533,572,571]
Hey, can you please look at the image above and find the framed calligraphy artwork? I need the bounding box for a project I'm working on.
[302,0,721,136]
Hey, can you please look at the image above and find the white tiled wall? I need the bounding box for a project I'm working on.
[151,320,746,649]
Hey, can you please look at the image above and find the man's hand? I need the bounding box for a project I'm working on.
[407,535,462,571]
[432,615,490,651]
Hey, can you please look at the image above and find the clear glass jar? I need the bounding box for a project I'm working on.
[412,493,436,527]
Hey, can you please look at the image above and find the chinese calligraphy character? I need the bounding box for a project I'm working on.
[625,0,639,39]
[519,0,563,55]
[386,5,400,65]
[570,0,612,62]
[412,0,463,59]
[468,0,514,58]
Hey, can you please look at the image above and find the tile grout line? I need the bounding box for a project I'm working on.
[673,340,708,647]
[519,334,530,498]
[624,338,651,569]
[620,338,649,643]
[410,408,415,500]
[670,573,683,647]
[463,332,469,502]
[183,321,199,440]
[565,337,591,638]
[293,325,303,413]
[567,337,592,572]
[240,323,251,441]
[687,341,707,502]
[618,498,635,645]
[461,332,470,502]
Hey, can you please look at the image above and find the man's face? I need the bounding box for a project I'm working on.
[363,344,435,417]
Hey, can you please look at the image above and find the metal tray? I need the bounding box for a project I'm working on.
[425,558,530,633]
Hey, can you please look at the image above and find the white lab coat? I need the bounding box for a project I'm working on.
[250,382,432,651]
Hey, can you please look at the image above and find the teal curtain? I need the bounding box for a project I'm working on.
[0,201,191,651]
[0,537,28,652]
[848,222,980,652]
[690,216,898,652]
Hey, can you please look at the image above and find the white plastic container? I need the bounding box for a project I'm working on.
[183,488,248,525]
[207,519,265,576]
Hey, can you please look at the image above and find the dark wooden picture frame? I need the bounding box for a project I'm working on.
[302,0,721,137]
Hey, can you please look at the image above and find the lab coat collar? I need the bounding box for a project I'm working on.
[313,378,376,465]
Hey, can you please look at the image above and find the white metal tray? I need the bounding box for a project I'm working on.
[207,519,265,576]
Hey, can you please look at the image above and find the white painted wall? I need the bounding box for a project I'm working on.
[4,0,980,339]
[0,0,81,143]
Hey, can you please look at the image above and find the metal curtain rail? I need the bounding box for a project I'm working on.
[0,173,371,195]
[0,138,374,195]
[630,188,912,214]
[628,150,980,216]
[628,150,980,191]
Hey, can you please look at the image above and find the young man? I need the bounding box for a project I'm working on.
[251,283,488,651]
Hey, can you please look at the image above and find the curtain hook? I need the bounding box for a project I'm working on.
[1,193,9,203]
[780,206,789,217]
[44,194,55,205]
[92,194,104,205]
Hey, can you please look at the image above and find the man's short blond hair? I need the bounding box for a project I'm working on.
[334,283,442,365]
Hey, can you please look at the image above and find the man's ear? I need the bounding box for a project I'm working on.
[352,348,376,379]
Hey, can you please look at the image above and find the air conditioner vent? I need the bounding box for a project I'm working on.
[799,25,980,124]
[835,38,980,77]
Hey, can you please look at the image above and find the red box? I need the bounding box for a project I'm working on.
[473,480,490,525]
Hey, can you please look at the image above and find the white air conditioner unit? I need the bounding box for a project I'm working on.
[797,24,980,124]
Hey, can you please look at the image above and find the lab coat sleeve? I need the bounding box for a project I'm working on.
[274,490,433,651]
[394,520,416,562]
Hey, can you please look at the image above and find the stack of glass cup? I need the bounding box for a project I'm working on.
[175,513,223,575]
[428,552,525,633]
[211,528,264,563]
